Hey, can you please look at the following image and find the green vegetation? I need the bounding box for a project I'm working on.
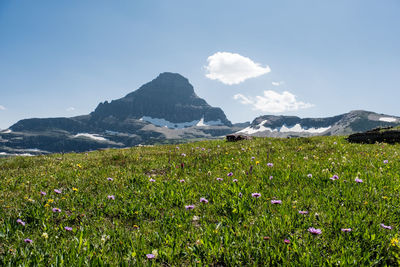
[1,136,400,265]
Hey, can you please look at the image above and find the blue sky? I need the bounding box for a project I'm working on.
[0,0,399,129]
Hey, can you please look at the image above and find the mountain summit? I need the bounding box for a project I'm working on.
[91,72,231,127]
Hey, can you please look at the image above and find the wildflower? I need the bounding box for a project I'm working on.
[263,236,271,240]
[269,176,273,180]
[284,239,290,244]
[42,232,48,239]
[251,193,261,198]
[227,172,233,176]
[179,179,185,183]
[298,211,308,214]
[149,178,155,182]
[24,238,33,243]
[308,227,322,235]
[251,157,255,160]
[133,225,139,229]
[355,178,363,183]
[44,203,50,208]
[181,153,186,157]
[238,192,243,198]
[54,189,62,194]
[307,174,312,178]
[255,161,260,165]
[107,195,115,200]
[330,175,339,181]
[341,228,352,232]
[200,198,209,204]
[391,238,399,246]
[384,160,388,164]
[185,205,195,210]
[380,223,392,230]
[72,187,78,192]
[40,191,47,196]
[216,177,223,181]
[52,208,61,213]
[16,219,26,226]
[232,179,238,183]
[146,254,155,259]
[47,199,54,203]
[267,163,273,167]
[271,200,282,204]
[107,177,113,181]
[64,226,73,231]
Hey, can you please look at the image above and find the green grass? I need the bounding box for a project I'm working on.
[1,136,400,265]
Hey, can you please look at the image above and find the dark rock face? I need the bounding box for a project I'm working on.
[347,127,400,144]
[226,134,253,142]
[91,72,231,126]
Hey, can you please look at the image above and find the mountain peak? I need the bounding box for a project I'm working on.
[91,72,232,125]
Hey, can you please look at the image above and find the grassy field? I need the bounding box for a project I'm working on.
[1,136,400,265]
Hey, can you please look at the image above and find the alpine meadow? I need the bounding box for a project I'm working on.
[1,136,400,265]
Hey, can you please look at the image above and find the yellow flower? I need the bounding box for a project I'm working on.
[382,196,388,199]
[47,199,54,203]
[72,187,78,192]
[42,232,48,239]
[255,161,260,165]
[44,203,50,208]
[363,201,368,205]
[77,163,82,168]
[391,238,399,246]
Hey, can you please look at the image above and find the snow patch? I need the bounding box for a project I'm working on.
[237,121,330,135]
[141,116,223,129]
[1,129,12,134]
[73,133,108,141]
[379,117,397,123]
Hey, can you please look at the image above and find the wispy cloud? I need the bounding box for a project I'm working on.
[272,81,284,86]
[0,105,6,110]
[66,107,75,112]
[234,90,314,113]
[205,52,271,85]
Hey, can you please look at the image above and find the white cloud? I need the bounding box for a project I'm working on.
[234,90,314,113]
[205,52,271,85]
[66,107,75,112]
[272,81,284,86]
[0,105,6,110]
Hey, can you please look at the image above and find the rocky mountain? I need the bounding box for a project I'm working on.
[237,110,400,137]
[0,73,238,156]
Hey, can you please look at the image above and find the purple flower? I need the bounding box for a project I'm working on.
[17,219,26,226]
[307,174,312,178]
[200,197,209,203]
[185,205,195,210]
[384,160,389,164]
[298,210,308,214]
[179,179,185,183]
[284,239,290,244]
[308,227,322,235]
[107,195,115,200]
[251,156,255,160]
[330,175,339,181]
[149,178,155,182]
[64,226,73,231]
[341,228,352,232]
[107,177,113,181]
[227,172,233,177]
[269,176,273,180]
[54,189,62,194]
[238,192,243,198]
[146,254,155,259]
[24,238,33,243]
[40,191,47,196]
[232,179,238,183]
[216,177,223,181]
[271,200,282,204]
[251,193,261,198]
[176,146,180,150]
[267,163,274,167]
[52,208,61,213]
[181,153,186,157]
[355,178,363,183]
[380,223,392,230]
